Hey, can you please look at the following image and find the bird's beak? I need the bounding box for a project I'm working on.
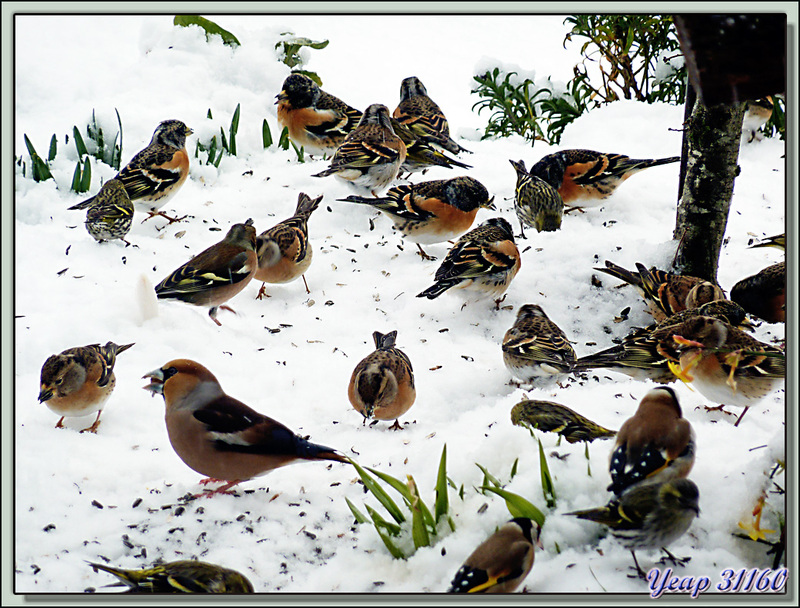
[185,127,194,136]
[275,90,288,104]
[38,386,53,403]
[483,196,497,211]
[142,368,165,395]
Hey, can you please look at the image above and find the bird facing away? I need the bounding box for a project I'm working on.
[255,192,322,298]
[502,304,576,385]
[38,341,135,433]
[312,103,407,196]
[83,178,134,246]
[509,159,564,236]
[87,560,254,593]
[510,400,617,444]
[595,260,726,323]
[69,119,193,223]
[529,149,680,208]
[154,219,258,326]
[143,359,350,496]
[348,330,416,431]
[447,518,542,593]
[730,261,786,324]
[573,299,753,384]
[338,176,495,260]
[607,387,695,497]
[417,217,521,302]
[275,72,363,156]
[392,75,470,155]
[568,478,700,579]
[670,316,786,426]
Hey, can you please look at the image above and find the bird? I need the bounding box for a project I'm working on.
[669,316,786,426]
[87,560,254,593]
[275,72,363,157]
[142,359,350,496]
[254,192,322,298]
[81,178,134,246]
[730,261,786,324]
[595,260,726,323]
[447,518,542,593]
[348,330,416,430]
[38,341,135,433]
[154,219,258,326]
[509,159,564,236]
[573,300,754,384]
[312,104,407,196]
[338,176,495,260]
[568,478,700,579]
[607,387,695,497]
[510,400,617,444]
[392,75,470,155]
[748,233,785,250]
[741,96,774,143]
[502,304,576,385]
[529,149,680,208]
[390,117,472,175]
[416,217,521,303]
[69,119,193,223]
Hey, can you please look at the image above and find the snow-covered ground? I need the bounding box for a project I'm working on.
[11,13,792,600]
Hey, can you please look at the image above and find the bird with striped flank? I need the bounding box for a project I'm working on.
[82,178,134,246]
[510,400,617,444]
[509,159,564,236]
[87,560,254,593]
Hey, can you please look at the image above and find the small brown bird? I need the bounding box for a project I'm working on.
[143,359,350,496]
[510,400,617,444]
[88,559,254,593]
[595,260,726,322]
[730,261,786,324]
[568,479,700,579]
[530,149,680,208]
[742,96,774,143]
[38,341,135,433]
[154,219,258,326]
[417,217,521,302]
[502,304,576,385]
[607,387,695,497]
[69,120,193,223]
[82,178,134,246]
[339,176,495,260]
[509,159,564,236]
[670,316,786,426]
[393,76,470,155]
[447,518,542,593]
[254,192,322,298]
[312,104,407,196]
[348,331,416,431]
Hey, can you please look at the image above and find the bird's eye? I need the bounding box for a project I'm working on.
[164,367,178,380]
[55,378,63,385]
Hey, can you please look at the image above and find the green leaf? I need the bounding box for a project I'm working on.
[70,161,83,192]
[345,497,370,525]
[434,445,449,523]
[24,134,52,182]
[475,463,502,489]
[350,460,405,524]
[48,134,57,162]
[207,108,213,120]
[538,437,557,508]
[79,157,92,192]
[365,505,402,536]
[113,108,123,170]
[229,103,240,156]
[408,476,431,550]
[73,127,88,158]
[290,140,304,163]
[369,521,406,559]
[364,466,435,531]
[480,486,546,527]
[173,15,240,47]
[262,119,273,149]
[278,126,290,150]
[510,458,519,480]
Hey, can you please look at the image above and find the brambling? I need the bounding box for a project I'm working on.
[607,387,695,497]
[70,120,193,223]
[88,560,254,593]
[568,478,700,579]
[447,518,542,593]
[38,341,134,433]
[348,330,416,431]
[530,149,680,209]
[312,104,407,196]
[596,260,726,322]
[670,316,786,426]
[502,304,576,385]
[81,178,134,246]
[154,219,258,326]
[275,73,362,156]
[510,400,617,444]
[730,261,786,324]
[393,76,470,156]
[255,192,322,298]
[142,359,350,496]
[339,176,495,260]
[390,117,472,175]
[509,159,564,236]
[416,217,521,303]
[574,300,753,383]
[742,96,774,143]
[748,233,785,250]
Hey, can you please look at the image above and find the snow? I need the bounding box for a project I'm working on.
[11,13,792,600]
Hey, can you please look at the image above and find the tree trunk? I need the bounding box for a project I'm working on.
[672,96,745,283]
